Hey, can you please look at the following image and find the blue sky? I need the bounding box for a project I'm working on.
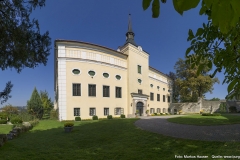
[0,0,228,107]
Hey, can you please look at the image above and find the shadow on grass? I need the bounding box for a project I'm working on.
[167,113,240,126]
[1,119,240,160]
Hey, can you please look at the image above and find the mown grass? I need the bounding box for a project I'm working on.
[0,119,240,160]
[0,125,13,134]
[168,114,240,126]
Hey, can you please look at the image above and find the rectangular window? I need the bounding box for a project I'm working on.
[138,89,142,94]
[150,108,155,114]
[103,85,110,97]
[74,108,80,116]
[115,108,123,115]
[116,87,122,98]
[72,83,81,96]
[150,92,154,101]
[89,84,96,97]
[157,94,160,101]
[163,95,166,102]
[89,108,96,116]
[157,108,160,113]
[104,108,109,116]
[138,65,141,74]
[168,96,170,102]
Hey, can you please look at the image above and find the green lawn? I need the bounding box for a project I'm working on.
[0,119,240,160]
[0,125,13,134]
[168,114,240,125]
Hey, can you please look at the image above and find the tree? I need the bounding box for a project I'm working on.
[27,87,43,119]
[174,58,219,102]
[166,71,179,102]
[1,104,19,115]
[208,97,220,101]
[40,90,53,114]
[142,0,240,99]
[0,0,51,104]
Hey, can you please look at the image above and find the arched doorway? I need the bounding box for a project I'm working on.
[136,102,144,116]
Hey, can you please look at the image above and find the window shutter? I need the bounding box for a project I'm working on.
[121,108,124,114]
[114,108,117,115]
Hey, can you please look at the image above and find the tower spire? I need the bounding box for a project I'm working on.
[125,14,137,46]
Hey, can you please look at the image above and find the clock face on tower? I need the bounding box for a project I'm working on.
[138,46,142,51]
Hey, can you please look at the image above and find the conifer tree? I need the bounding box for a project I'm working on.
[27,87,43,119]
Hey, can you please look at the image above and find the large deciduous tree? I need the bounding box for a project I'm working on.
[0,0,51,104]
[174,58,219,102]
[142,0,240,99]
[27,87,43,119]
[166,71,179,103]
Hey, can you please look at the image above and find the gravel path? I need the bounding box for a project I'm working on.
[135,116,240,142]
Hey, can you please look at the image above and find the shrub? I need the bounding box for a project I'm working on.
[165,113,169,115]
[50,109,58,120]
[11,117,23,124]
[160,113,163,115]
[120,114,125,118]
[29,119,39,127]
[107,115,113,119]
[64,122,74,127]
[92,115,98,120]
[154,113,157,115]
[0,120,7,124]
[75,116,81,121]
[0,112,8,120]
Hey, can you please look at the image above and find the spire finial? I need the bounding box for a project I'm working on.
[128,13,133,32]
[125,14,137,46]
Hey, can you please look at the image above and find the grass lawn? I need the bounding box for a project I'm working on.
[0,119,240,160]
[168,114,240,126]
[0,125,13,134]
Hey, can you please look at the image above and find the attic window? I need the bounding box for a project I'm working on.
[72,69,80,75]
[116,75,121,80]
[103,73,109,78]
[88,70,95,77]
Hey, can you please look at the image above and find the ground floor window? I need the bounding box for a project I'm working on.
[74,108,80,116]
[104,108,109,115]
[150,108,155,114]
[89,108,96,116]
[115,107,123,115]
[157,108,160,113]
[168,108,171,113]
[163,108,166,113]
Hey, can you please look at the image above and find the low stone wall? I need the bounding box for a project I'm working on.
[170,98,225,114]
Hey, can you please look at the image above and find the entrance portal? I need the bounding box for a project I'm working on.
[136,102,144,116]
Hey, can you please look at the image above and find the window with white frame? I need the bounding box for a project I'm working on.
[157,108,160,113]
[104,108,109,116]
[115,107,123,115]
[150,108,155,114]
[89,108,96,116]
[74,108,80,116]
[72,83,81,96]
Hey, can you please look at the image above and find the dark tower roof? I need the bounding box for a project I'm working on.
[125,14,137,46]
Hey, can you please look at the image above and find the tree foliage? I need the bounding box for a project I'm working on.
[174,58,219,102]
[142,0,240,99]
[0,81,13,104]
[40,90,53,114]
[167,71,179,102]
[142,0,240,34]
[208,97,220,101]
[0,0,51,104]
[1,104,19,115]
[27,87,43,119]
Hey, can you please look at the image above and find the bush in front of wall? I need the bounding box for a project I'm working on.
[120,114,125,118]
[75,117,81,121]
[11,117,23,124]
[92,115,98,120]
[202,113,221,116]
[0,120,7,124]
[154,113,157,115]
[107,115,112,119]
